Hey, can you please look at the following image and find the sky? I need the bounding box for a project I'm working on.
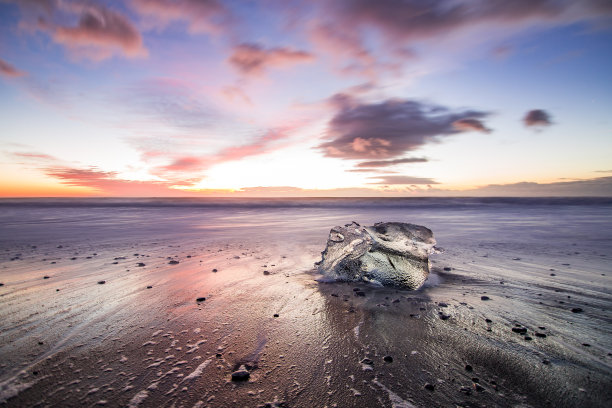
[1,0,611,197]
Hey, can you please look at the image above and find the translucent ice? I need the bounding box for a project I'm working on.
[317,222,436,290]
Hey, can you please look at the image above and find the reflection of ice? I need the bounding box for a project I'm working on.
[317,222,436,290]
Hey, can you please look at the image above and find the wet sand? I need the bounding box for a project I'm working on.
[0,199,611,407]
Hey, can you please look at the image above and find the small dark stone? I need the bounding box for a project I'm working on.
[439,314,450,320]
[38,341,44,345]
[383,356,393,363]
[571,308,583,313]
[460,386,472,395]
[438,302,448,307]
[424,383,435,391]
[524,336,533,341]
[355,291,366,297]
[0,283,4,287]
[70,257,77,260]
[550,273,556,276]
[168,260,179,265]
[542,359,551,365]
[471,378,479,383]
[465,364,473,372]
[137,262,145,267]
[98,280,106,284]
[485,318,492,323]
[32,371,39,375]
[353,288,360,291]
[56,289,59,291]
[582,343,591,347]
[231,365,250,381]
[263,270,270,275]
[331,293,338,297]
[535,332,547,338]
[196,297,206,302]
[112,261,118,264]
[443,267,451,271]
[215,353,222,358]
[146,286,152,289]
[212,268,218,272]
[512,327,527,334]
[43,276,50,279]
[480,296,490,301]
[273,313,279,318]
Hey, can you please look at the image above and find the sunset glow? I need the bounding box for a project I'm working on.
[1,0,611,197]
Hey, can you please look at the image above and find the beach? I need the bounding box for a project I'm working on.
[0,198,610,407]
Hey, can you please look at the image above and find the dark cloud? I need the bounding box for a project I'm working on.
[356,157,427,168]
[524,109,552,127]
[229,43,313,76]
[131,0,230,34]
[0,58,26,78]
[367,175,438,185]
[319,95,490,160]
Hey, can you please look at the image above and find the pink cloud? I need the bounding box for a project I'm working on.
[44,166,184,196]
[13,0,146,61]
[131,0,230,34]
[229,43,314,76]
[453,118,491,133]
[0,58,26,78]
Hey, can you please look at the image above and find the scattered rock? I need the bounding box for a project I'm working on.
[571,308,583,313]
[355,291,366,297]
[438,302,448,307]
[480,296,490,301]
[43,276,50,279]
[231,365,250,381]
[443,267,451,271]
[465,364,473,372]
[273,313,279,318]
[137,262,145,267]
[424,383,435,391]
[383,356,393,363]
[535,332,547,338]
[511,327,527,334]
[146,286,153,289]
[212,268,218,272]
[196,297,206,302]
[168,260,179,265]
[98,280,106,285]
[263,270,270,275]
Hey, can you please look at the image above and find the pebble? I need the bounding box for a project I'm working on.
[465,364,473,372]
[273,314,279,318]
[480,296,490,301]
[571,308,583,313]
[443,267,451,271]
[355,291,366,297]
[212,269,218,272]
[146,286,153,289]
[168,260,179,265]
[196,297,206,302]
[137,263,145,267]
[263,270,270,275]
[424,383,435,391]
[98,281,106,285]
[511,327,527,334]
[43,276,50,279]
[383,356,393,363]
[535,332,547,338]
[438,302,448,307]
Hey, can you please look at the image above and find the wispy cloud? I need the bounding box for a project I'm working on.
[367,175,438,185]
[0,58,26,78]
[131,0,231,35]
[356,157,428,168]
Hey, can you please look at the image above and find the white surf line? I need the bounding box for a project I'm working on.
[371,378,418,408]
[181,359,212,382]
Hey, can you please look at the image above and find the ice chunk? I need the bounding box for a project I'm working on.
[317,222,436,290]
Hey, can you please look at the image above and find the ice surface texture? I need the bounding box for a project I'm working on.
[317,222,436,290]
